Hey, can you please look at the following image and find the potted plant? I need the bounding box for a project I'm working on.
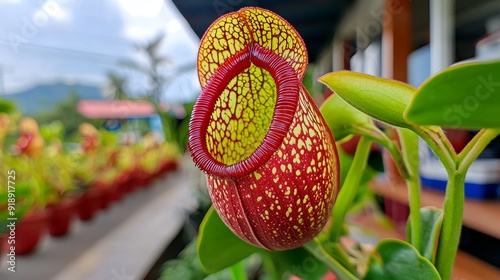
[36,121,79,237]
[187,7,500,280]
[1,117,49,255]
[73,123,104,221]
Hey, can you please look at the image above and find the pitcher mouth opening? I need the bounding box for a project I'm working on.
[189,43,300,178]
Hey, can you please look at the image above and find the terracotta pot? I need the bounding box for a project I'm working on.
[76,189,101,221]
[0,234,5,259]
[4,211,48,255]
[160,161,173,173]
[111,185,123,202]
[130,168,147,190]
[112,173,129,201]
[46,199,76,237]
[136,172,152,189]
[91,181,110,208]
[98,188,113,210]
[117,172,133,194]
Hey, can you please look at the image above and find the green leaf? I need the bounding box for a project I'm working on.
[405,59,500,128]
[320,94,373,142]
[407,207,443,264]
[364,239,441,280]
[262,247,328,280]
[197,207,261,273]
[319,71,416,128]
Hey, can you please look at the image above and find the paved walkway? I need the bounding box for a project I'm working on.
[0,155,200,280]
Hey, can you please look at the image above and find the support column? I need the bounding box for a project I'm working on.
[430,0,454,74]
[381,0,411,82]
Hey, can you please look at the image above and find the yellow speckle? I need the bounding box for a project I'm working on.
[295,170,301,176]
[303,195,309,204]
[293,125,301,137]
[255,172,261,180]
[308,206,313,213]
[265,190,273,198]
[257,196,262,202]
[296,199,301,205]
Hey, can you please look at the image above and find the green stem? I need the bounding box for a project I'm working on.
[329,136,372,242]
[411,126,456,173]
[458,128,500,173]
[304,238,358,280]
[435,171,465,280]
[397,128,422,253]
[354,125,410,179]
[430,128,499,279]
[229,261,248,280]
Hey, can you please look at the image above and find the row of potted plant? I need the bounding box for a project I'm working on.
[0,115,180,256]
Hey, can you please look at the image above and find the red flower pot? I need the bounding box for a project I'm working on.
[4,211,48,255]
[135,172,152,189]
[111,185,123,202]
[76,189,101,221]
[118,172,134,194]
[46,199,76,237]
[112,173,129,201]
[100,188,114,209]
[0,234,5,258]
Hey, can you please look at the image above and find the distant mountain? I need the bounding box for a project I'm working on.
[2,83,104,115]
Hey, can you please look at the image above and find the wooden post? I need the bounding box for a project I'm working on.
[381,0,411,82]
[381,0,412,232]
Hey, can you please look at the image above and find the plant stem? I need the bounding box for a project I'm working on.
[458,128,500,173]
[304,238,358,280]
[434,128,500,279]
[412,126,456,173]
[229,261,248,280]
[357,125,410,179]
[397,128,422,253]
[435,171,465,280]
[329,136,371,242]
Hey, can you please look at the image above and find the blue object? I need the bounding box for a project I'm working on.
[421,177,500,200]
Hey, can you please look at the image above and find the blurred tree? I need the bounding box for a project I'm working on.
[34,93,98,139]
[104,72,129,100]
[0,99,16,114]
[120,33,196,146]
[121,32,170,104]
[121,33,179,142]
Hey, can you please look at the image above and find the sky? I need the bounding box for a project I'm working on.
[0,0,201,103]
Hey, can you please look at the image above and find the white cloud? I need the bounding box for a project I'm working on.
[40,0,71,22]
[115,0,164,18]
